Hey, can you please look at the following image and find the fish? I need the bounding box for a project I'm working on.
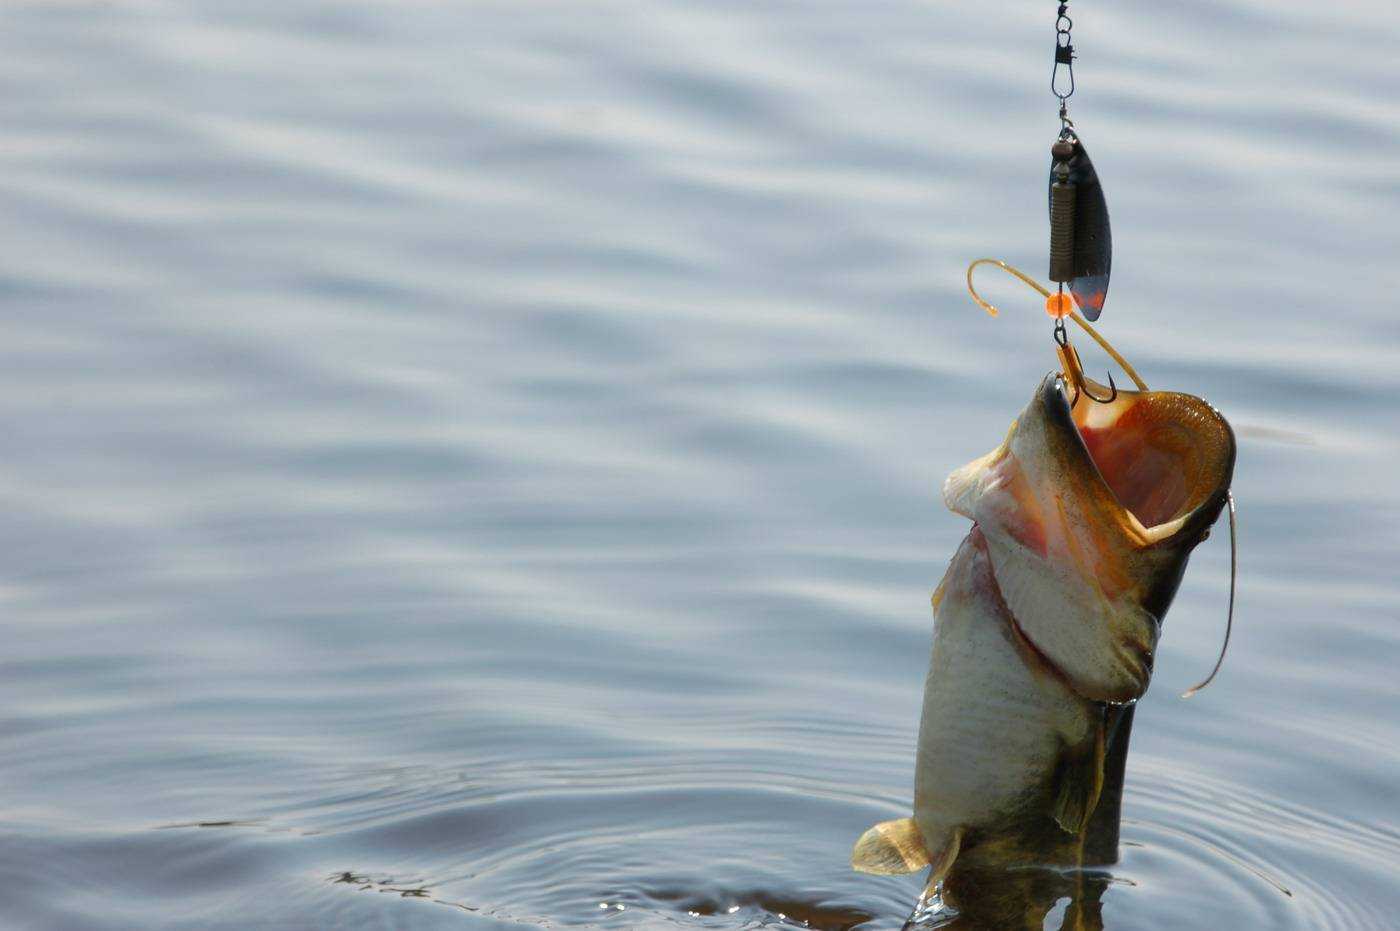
[850,371,1235,909]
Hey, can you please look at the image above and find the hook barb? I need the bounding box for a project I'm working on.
[1081,369,1118,404]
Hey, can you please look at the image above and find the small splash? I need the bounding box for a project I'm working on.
[902,885,959,930]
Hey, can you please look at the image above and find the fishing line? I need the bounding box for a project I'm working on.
[1052,1,1076,131]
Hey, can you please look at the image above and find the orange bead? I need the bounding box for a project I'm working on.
[1044,292,1073,318]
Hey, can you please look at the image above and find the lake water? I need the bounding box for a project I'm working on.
[3,1,1399,928]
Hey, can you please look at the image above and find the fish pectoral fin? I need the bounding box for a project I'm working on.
[850,818,929,875]
[1052,724,1107,835]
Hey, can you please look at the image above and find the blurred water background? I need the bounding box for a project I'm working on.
[2,1,1398,928]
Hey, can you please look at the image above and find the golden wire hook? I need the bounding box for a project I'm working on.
[965,258,1148,392]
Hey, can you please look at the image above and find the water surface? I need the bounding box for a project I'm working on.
[2,1,1399,928]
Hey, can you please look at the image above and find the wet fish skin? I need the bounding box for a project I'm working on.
[852,374,1235,900]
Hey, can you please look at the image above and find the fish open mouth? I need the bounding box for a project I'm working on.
[1041,374,1235,545]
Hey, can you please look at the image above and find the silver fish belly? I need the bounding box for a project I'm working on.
[914,527,1098,857]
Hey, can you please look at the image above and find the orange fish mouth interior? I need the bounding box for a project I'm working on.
[1064,384,1234,532]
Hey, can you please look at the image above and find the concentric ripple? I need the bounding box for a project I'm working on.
[1,0,1398,929]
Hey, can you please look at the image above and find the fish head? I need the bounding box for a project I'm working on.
[943,374,1236,703]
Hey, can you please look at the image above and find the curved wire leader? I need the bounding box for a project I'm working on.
[1181,491,1237,699]
[963,258,1235,697]
[965,258,1147,392]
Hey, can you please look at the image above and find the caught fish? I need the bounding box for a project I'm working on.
[850,276,1236,911]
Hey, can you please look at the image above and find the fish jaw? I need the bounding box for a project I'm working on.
[941,375,1235,704]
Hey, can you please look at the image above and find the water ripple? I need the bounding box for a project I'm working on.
[2,0,1398,928]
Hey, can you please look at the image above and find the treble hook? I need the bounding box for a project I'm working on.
[1083,369,1118,404]
[1052,309,1118,406]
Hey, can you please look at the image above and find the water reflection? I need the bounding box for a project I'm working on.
[930,867,1115,930]
[330,872,481,916]
[3,0,1399,928]
[656,890,874,931]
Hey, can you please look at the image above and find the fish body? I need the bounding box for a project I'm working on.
[913,526,1098,863]
[853,374,1235,897]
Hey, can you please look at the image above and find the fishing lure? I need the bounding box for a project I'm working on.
[1048,0,1111,324]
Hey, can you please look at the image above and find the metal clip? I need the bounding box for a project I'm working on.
[1052,6,1075,104]
[1052,44,1075,99]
